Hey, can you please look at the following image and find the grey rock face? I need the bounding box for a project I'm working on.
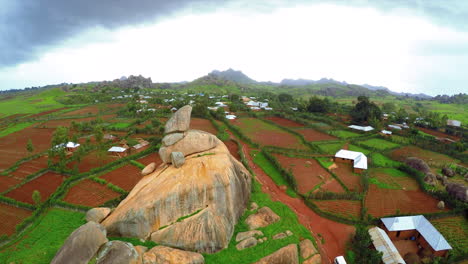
[165,105,192,134]
[171,152,185,168]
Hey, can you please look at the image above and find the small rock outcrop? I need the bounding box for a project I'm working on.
[405,157,430,174]
[51,222,108,264]
[159,130,219,163]
[437,201,445,210]
[246,207,280,230]
[236,237,258,250]
[442,167,455,177]
[253,244,299,264]
[86,207,111,223]
[170,151,185,168]
[96,241,141,264]
[236,230,263,242]
[164,105,192,134]
[300,239,318,260]
[141,162,156,176]
[446,183,468,202]
[143,246,204,264]
[303,254,322,264]
[162,132,184,146]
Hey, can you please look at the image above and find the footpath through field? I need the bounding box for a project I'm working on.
[235,137,355,264]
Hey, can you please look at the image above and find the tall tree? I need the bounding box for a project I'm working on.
[26,139,34,153]
[350,96,382,124]
[32,190,41,204]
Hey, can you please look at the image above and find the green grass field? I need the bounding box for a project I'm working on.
[430,216,468,258]
[0,209,86,264]
[0,122,35,138]
[0,88,66,118]
[359,138,400,150]
[348,144,371,155]
[369,168,416,190]
[107,122,131,129]
[317,142,345,155]
[316,157,334,169]
[330,130,361,139]
[370,153,401,167]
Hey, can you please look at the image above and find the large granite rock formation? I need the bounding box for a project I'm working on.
[101,106,252,253]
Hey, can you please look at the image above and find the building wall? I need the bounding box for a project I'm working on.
[334,157,353,164]
[387,230,418,240]
[353,168,364,174]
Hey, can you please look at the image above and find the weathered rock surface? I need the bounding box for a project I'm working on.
[303,254,321,264]
[102,143,251,253]
[164,105,192,134]
[141,162,156,176]
[300,239,318,259]
[170,151,185,168]
[437,201,445,210]
[143,246,204,264]
[250,202,259,211]
[162,133,185,147]
[252,244,299,264]
[236,230,263,242]
[405,157,430,174]
[273,232,288,240]
[51,222,108,264]
[96,241,141,264]
[86,207,111,223]
[236,237,258,250]
[424,173,437,186]
[246,207,280,230]
[446,183,468,202]
[159,130,219,164]
[442,167,455,177]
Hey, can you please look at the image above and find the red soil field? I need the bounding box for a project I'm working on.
[313,200,361,220]
[136,152,162,167]
[61,106,101,116]
[5,172,65,204]
[0,127,55,170]
[224,140,241,161]
[100,164,142,191]
[332,163,362,192]
[0,113,27,122]
[417,127,461,141]
[0,176,21,193]
[390,145,459,167]
[28,108,67,118]
[273,154,336,194]
[39,115,117,128]
[67,151,119,173]
[296,128,337,142]
[63,179,121,207]
[365,185,446,217]
[190,118,218,134]
[0,203,33,236]
[264,116,304,127]
[236,138,355,263]
[9,156,48,180]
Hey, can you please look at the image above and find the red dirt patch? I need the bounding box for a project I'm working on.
[190,118,217,134]
[313,200,361,220]
[264,116,304,127]
[67,151,119,173]
[0,176,21,193]
[136,152,162,166]
[61,106,100,116]
[0,127,55,171]
[100,164,142,191]
[5,172,65,204]
[224,140,241,161]
[63,179,121,207]
[0,203,33,236]
[365,185,446,217]
[39,115,116,128]
[296,128,338,142]
[417,127,461,142]
[9,156,49,180]
[332,163,362,192]
[273,154,342,194]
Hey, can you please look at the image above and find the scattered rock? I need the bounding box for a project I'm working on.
[303,254,321,264]
[424,173,437,186]
[446,183,468,202]
[51,222,108,264]
[141,162,156,176]
[164,105,192,134]
[236,237,258,250]
[236,230,263,242]
[405,157,430,174]
[162,133,185,147]
[159,130,219,164]
[285,230,293,236]
[437,201,445,210]
[96,240,140,264]
[250,202,259,211]
[245,207,280,230]
[170,152,185,168]
[143,246,204,264]
[252,244,299,264]
[300,239,318,259]
[273,232,288,240]
[86,207,111,223]
[442,167,455,177]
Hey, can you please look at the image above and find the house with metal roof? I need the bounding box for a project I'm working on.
[368,227,406,264]
[334,149,367,173]
[348,125,374,132]
[380,215,452,258]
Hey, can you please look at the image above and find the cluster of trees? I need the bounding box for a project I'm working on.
[350,96,382,125]
[346,225,383,264]
[432,93,468,104]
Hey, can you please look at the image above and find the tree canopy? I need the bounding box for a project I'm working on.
[350,96,382,124]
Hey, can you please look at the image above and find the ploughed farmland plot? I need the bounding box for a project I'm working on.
[63,179,121,207]
[224,140,241,161]
[38,114,116,128]
[66,150,119,173]
[60,105,101,116]
[313,200,361,220]
[232,118,307,149]
[9,155,48,180]
[0,203,33,236]
[295,128,338,142]
[332,163,362,192]
[273,154,343,194]
[264,116,304,127]
[359,138,400,150]
[365,184,445,217]
[369,168,419,191]
[100,164,141,191]
[0,176,21,193]
[0,127,55,170]
[190,118,218,134]
[5,172,65,204]
[390,145,460,168]
[430,216,468,257]
[136,152,162,167]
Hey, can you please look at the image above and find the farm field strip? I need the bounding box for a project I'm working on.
[313,200,361,220]
[331,164,362,192]
[190,118,218,134]
[5,172,65,204]
[430,216,468,257]
[295,128,338,142]
[263,116,305,127]
[99,164,142,191]
[390,145,460,168]
[359,138,400,150]
[0,203,33,236]
[63,179,121,207]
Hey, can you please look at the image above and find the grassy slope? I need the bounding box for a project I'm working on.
[359,138,399,150]
[0,209,86,264]
[0,122,35,138]
[0,88,66,118]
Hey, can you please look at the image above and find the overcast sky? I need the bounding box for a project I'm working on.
[1,0,467,95]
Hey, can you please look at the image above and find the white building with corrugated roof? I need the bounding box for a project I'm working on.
[334,149,367,173]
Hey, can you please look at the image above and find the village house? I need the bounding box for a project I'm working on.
[108,146,128,157]
[447,119,461,127]
[334,149,367,173]
[380,130,392,136]
[348,125,374,132]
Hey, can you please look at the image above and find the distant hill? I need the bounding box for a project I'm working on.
[208,69,257,84]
